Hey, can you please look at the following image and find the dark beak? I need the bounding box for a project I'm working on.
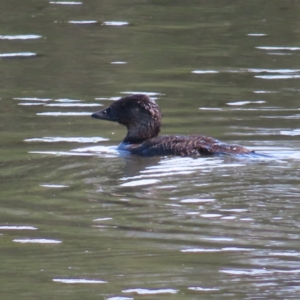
[91,109,106,120]
[91,108,118,122]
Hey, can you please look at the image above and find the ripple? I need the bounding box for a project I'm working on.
[120,157,248,184]
[221,216,236,220]
[53,278,107,284]
[49,1,82,4]
[200,107,296,112]
[93,218,112,221]
[111,61,127,64]
[247,33,267,37]
[201,213,222,218]
[123,288,178,295]
[72,145,118,154]
[192,68,300,76]
[248,68,300,73]
[121,171,194,181]
[261,114,300,119]
[121,91,163,96]
[253,90,277,94]
[45,103,102,107]
[55,99,81,102]
[120,179,160,187]
[221,269,271,275]
[220,208,248,213]
[188,287,220,291]
[127,157,245,179]
[226,100,265,106]
[102,21,129,26]
[267,52,292,56]
[18,102,45,106]
[280,129,300,136]
[255,75,300,79]
[199,107,223,111]
[202,237,234,242]
[14,97,52,101]
[181,248,221,253]
[0,35,41,40]
[268,251,300,257]
[68,20,98,24]
[25,137,108,143]
[107,297,133,300]
[37,112,92,116]
[94,96,120,101]
[256,46,300,51]
[29,151,95,156]
[0,52,37,58]
[0,226,37,230]
[222,247,253,251]
[30,145,119,157]
[13,239,62,243]
[186,211,198,215]
[220,268,300,275]
[180,198,215,203]
[95,97,111,101]
[192,70,219,74]
[40,184,69,188]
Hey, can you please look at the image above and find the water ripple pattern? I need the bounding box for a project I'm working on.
[2,1,300,299]
[0,35,41,40]
[0,52,37,58]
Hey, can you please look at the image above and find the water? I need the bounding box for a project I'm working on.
[1,0,300,299]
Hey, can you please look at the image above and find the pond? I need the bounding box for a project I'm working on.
[1,0,300,299]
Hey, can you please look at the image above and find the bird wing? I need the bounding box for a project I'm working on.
[128,135,252,157]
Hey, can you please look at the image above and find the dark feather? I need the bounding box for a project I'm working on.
[91,95,254,157]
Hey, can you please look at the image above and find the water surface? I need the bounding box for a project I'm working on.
[1,0,300,299]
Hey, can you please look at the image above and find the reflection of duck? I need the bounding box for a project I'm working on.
[91,94,254,157]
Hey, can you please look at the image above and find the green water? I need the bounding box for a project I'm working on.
[1,0,300,299]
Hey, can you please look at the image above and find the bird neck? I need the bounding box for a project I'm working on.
[123,119,160,144]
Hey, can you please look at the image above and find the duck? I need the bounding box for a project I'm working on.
[91,94,254,157]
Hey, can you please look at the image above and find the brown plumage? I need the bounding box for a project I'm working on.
[91,94,253,157]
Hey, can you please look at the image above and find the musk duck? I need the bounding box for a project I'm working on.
[91,94,253,157]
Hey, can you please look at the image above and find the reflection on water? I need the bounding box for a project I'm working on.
[192,68,300,75]
[0,35,41,40]
[0,226,37,230]
[40,184,69,188]
[102,21,129,26]
[247,33,267,37]
[68,21,98,25]
[122,288,178,295]
[13,238,62,244]
[110,61,127,65]
[1,0,300,299]
[36,112,92,116]
[25,137,108,143]
[45,103,102,107]
[49,1,82,4]
[53,278,107,284]
[256,46,300,51]
[0,52,37,57]
[14,97,52,101]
